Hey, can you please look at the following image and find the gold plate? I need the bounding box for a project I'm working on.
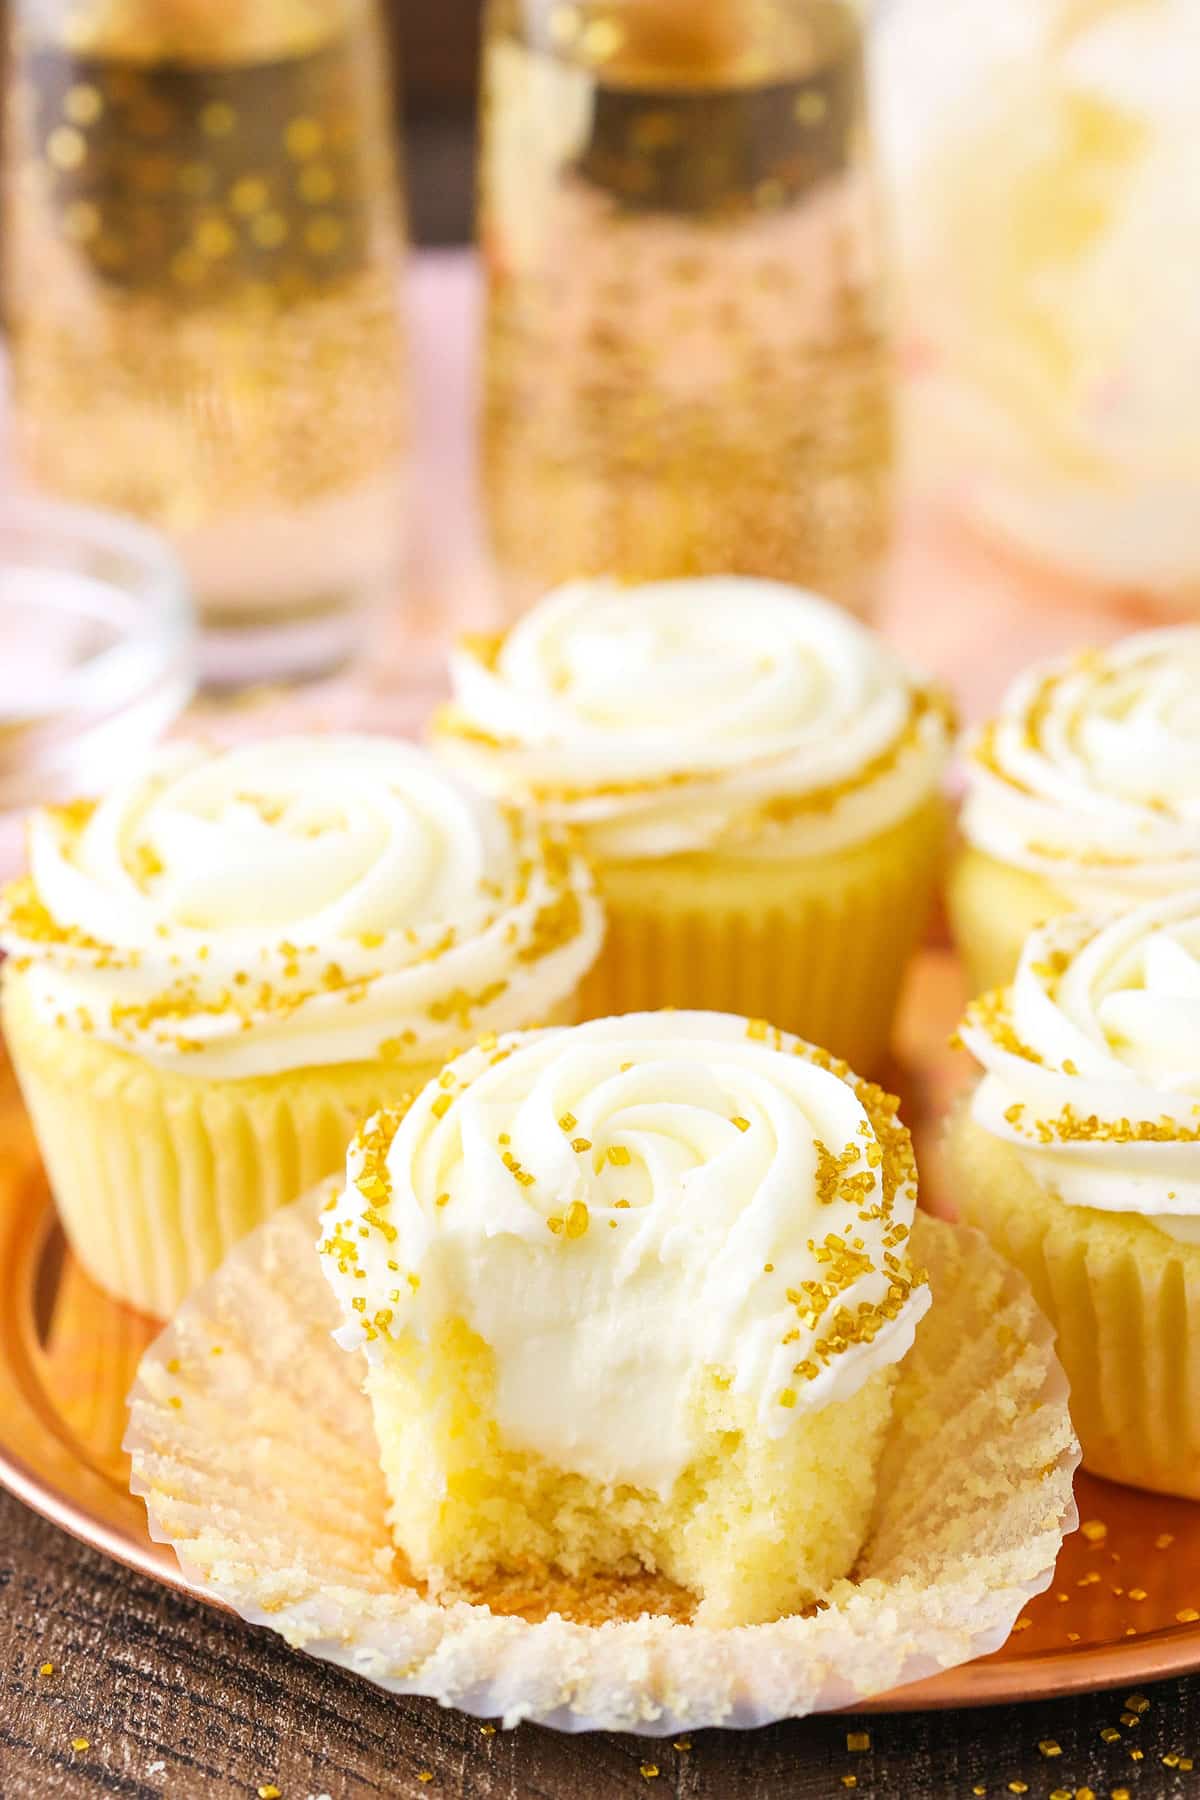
[4,951,1200,1710]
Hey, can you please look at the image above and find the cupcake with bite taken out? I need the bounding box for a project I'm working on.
[319,1010,929,1626]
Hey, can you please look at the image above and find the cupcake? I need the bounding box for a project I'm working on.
[319,1010,930,1628]
[951,626,1200,992]
[434,578,951,1070]
[948,890,1200,1497]
[0,735,602,1316]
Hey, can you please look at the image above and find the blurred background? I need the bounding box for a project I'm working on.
[0,0,1194,849]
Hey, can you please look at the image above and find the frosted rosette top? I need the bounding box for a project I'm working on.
[320,1011,929,1496]
[960,627,1200,903]
[0,735,602,1079]
[961,890,1200,1242]
[436,577,949,863]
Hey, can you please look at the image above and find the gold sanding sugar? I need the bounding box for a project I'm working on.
[846,1731,870,1752]
[1080,1519,1108,1542]
[1038,1739,1062,1756]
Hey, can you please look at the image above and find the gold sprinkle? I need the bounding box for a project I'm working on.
[285,116,323,158]
[258,1789,282,1800]
[1011,1617,1032,1632]
[558,1112,577,1132]
[167,1396,182,1410]
[201,101,235,136]
[1120,1714,1138,1728]
[1129,1748,1143,1761]
[747,1018,769,1041]
[564,1200,590,1239]
[672,1738,691,1751]
[431,1095,453,1119]
[1128,1588,1147,1601]
[606,1143,631,1165]
[570,1137,592,1153]
[763,1262,775,1273]
[731,1115,751,1133]
[480,1723,496,1735]
[48,126,85,169]
[1101,1727,1121,1743]
[778,1387,797,1409]
[1156,1532,1175,1549]
[1177,1609,1199,1623]
[436,1193,450,1209]
[1038,1739,1062,1757]
[1124,1695,1149,1713]
[1111,1789,1131,1800]
[166,1357,180,1374]
[70,1737,90,1752]
[1007,1786,1028,1796]
[38,1661,53,1676]
[846,1731,870,1752]
[1081,1519,1108,1542]
[640,1767,659,1782]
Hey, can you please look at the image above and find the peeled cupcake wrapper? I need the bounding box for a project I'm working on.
[125,1190,1079,1734]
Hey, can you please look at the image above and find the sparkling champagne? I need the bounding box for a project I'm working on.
[4,1,408,683]
[480,0,892,619]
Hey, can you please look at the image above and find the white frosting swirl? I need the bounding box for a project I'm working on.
[962,628,1200,901]
[435,578,949,862]
[961,891,1200,1241]
[320,1011,928,1496]
[0,736,602,1080]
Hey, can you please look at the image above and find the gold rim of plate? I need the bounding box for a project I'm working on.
[4,949,1200,1712]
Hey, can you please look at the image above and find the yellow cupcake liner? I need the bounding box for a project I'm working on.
[578,797,948,1071]
[2,973,448,1318]
[946,845,1078,996]
[948,1107,1200,1499]
[125,1194,1077,1733]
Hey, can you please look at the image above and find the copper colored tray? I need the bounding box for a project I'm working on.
[4,949,1200,1711]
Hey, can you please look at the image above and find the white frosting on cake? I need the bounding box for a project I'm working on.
[961,891,1200,1242]
[0,736,602,1079]
[960,627,1200,903]
[435,578,949,863]
[320,1011,928,1496]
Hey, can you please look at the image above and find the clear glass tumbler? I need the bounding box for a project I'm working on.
[3,0,409,686]
[479,0,893,620]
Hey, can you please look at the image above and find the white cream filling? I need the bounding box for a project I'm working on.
[321,1012,928,1497]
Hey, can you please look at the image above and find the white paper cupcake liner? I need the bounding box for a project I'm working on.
[125,1189,1079,1734]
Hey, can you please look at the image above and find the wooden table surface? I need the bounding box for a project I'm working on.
[4,253,1200,1799]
